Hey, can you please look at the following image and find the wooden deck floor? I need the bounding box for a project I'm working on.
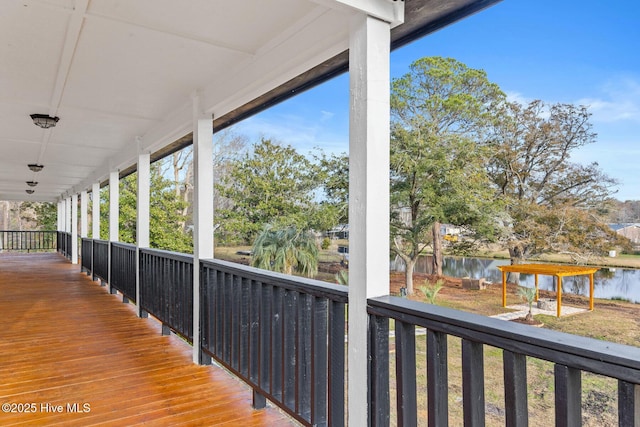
[0,252,293,426]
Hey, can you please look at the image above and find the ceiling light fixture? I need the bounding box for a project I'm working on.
[25,189,35,194]
[28,164,44,172]
[26,181,38,187]
[30,114,59,129]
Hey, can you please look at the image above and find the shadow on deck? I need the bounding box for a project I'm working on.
[0,252,293,426]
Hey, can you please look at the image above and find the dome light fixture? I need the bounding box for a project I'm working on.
[26,181,38,187]
[25,189,35,194]
[30,114,59,129]
[28,164,44,172]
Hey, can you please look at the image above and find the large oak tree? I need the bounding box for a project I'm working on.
[488,100,624,263]
[390,57,504,294]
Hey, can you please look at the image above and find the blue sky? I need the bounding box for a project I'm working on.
[229,0,640,201]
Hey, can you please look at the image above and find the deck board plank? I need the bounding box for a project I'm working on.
[0,252,293,426]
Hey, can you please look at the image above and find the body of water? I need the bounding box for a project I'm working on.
[391,256,640,303]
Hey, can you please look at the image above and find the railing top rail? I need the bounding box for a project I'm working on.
[369,295,640,382]
[201,258,348,303]
[93,239,109,245]
[140,247,194,264]
[111,241,137,250]
[0,230,58,232]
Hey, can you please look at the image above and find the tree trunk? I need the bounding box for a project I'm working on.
[431,221,443,276]
[3,201,11,230]
[1,201,8,229]
[173,152,182,197]
[508,246,525,284]
[525,311,533,322]
[404,257,418,295]
[508,246,525,264]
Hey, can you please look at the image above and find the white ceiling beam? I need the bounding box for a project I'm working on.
[50,0,89,115]
[309,0,404,26]
[38,0,89,166]
[85,11,256,56]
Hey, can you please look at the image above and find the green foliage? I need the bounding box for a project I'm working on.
[148,162,193,253]
[216,139,322,244]
[321,237,331,250]
[118,173,137,244]
[99,186,109,241]
[517,286,536,304]
[447,240,479,257]
[1,201,56,230]
[32,202,57,230]
[99,162,192,253]
[419,278,444,304]
[390,56,505,293]
[251,225,318,277]
[314,151,349,226]
[335,269,348,286]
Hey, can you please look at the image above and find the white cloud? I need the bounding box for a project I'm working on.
[228,109,348,155]
[320,110,335,121]
[576,77,640,123]
[505,91,533,105]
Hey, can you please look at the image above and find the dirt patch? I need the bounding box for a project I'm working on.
[319,262,345,275]
[510,317,544,327]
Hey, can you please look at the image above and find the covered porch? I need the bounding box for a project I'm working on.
[3,238,640,425]
[3,0,640,425]
[0,252,292,426]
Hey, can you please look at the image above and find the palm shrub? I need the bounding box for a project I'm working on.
[251,225,319,277]
[419,278,444,305]
[335,269,348,286]
[517,285,537,321]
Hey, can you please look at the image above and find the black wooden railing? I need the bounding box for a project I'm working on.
[92,239,109,282]
[47,240,640,426]
[80,238,92,273]
[57,231,71,258]
[139,248,193,342]
[0,230,57,252]
[368,296,640,426]
[56,231,63,253]
[200,259,348,427]
[66,233,72,259]
[56,231,73,259]
[110,242,137,303]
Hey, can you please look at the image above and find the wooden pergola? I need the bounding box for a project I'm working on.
[497,264,599,317]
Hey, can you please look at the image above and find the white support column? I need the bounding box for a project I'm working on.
[65,197,71,233]
[57,201,62,232]
[109,171,119,243]
[92,182,100,239]
[136,147,151,317]
[71,193,78,264]
[108,171,119,288]
[348,13,392,425]
[192,92,214,364]
[80,190,88,238]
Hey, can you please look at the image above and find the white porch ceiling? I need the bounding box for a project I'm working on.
[0,0,498,202]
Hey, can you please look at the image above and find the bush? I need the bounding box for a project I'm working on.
[321,237,331,250]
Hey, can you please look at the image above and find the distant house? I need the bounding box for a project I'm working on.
[441,224,462,236]
[609,223,640,245]
[327,224,349,240]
